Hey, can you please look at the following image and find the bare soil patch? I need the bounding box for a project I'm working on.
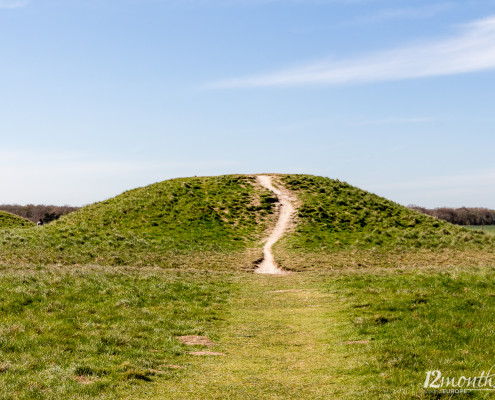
[74,376,95,385]
[188,351,226,356]
[177,335,216,346]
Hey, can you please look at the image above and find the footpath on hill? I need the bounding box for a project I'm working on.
[153,177,362,399]
[153,177,350,398]
[255,175,295,275]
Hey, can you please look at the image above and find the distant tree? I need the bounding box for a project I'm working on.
[42,212,59,223]
[0,204,79,223]
[409,205,495,225]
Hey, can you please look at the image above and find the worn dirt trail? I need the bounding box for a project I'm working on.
[256,175,295,275]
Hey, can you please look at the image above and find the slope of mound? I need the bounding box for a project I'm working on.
[273,175,495,270]
[0,175,277,268]
[280,174,494,251]
[0,211,34,228]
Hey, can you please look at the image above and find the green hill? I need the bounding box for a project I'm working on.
[0,175,277,268]
[2,174,495,399]
[1,173,494,269]
[0,210,34,229]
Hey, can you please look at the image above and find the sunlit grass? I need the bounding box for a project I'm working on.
[280,174,495,251]
[0,175,276,270]
[1,174,495,399]
[324,266,495,398]
[0,265,237,400]
[0,211,33,229]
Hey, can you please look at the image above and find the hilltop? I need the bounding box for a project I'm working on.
[1,174,494,269]
[0,210,34,229]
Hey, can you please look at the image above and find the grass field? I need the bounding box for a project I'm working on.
[0,266,237,400]
[155,267,495,399]
[5,266,495,399]
[2,174,495,399]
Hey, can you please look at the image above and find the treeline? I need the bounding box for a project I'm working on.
[0,205,80,223]
[409,206,495,226]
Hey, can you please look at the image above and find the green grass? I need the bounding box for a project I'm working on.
[156,272,354,399]
[155,267,495,399]
[0,265,238,399]
[324,267,495,398]
[274,174,495,271]
[280,174,494,251]
[3,266,495,399]
[0,211,33,229]
[0,175,277,269]
[2,174,495,398]
[2,174,494,270]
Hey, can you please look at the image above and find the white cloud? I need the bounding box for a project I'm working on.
[208,15,495,88]
[346,3,453,25]
[0,0,28,8]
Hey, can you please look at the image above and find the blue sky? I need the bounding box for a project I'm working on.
[1,0,495,207]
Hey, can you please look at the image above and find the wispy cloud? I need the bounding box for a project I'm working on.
[355,116,440,126]
[346,3,453,25]
[0,0,28,8]
[208,15,495,88]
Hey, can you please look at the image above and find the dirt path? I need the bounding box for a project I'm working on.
[256,175,295,275]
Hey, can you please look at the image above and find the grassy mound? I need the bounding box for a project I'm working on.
[0,175,276,268]
[281,174,494,250]
[0,211,34,229]
[2,174,495,399]
[276,175,495,270]
[2,173,494,270]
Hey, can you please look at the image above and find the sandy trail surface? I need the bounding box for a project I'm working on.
[256,175,294,275]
